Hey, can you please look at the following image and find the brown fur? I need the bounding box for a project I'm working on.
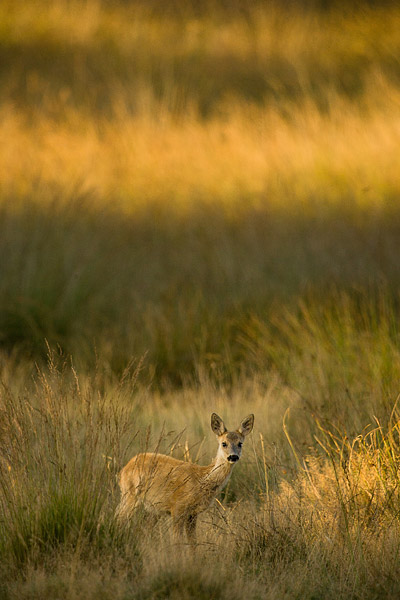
[116,413,254,539]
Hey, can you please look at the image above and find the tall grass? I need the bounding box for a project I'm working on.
[0,355,134,569]
[2,0,400,597]
[2,359,400,599]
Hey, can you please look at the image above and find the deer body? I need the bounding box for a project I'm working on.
[117,413,254,538]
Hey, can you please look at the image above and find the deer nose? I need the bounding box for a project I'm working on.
[227,455,239,462]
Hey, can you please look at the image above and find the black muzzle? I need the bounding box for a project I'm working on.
[227,455,239,462]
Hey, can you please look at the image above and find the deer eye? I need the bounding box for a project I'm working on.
[222,442,227,447]
[238,442,243,448]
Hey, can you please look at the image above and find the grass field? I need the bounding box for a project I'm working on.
[2,1,400,598]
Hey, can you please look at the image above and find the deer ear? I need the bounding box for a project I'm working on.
[238,414,254,437]
[211,413,227,436]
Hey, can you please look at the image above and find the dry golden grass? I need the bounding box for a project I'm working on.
[1,357,400,599]
[2,77,400,214]
[2,0,400,215]
[2,1,400,597]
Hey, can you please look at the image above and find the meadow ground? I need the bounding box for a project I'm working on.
[2,1,400,597]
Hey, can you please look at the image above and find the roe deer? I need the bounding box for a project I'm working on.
[116,413,254,539]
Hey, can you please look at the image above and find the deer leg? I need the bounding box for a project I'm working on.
[115,479,139,523]
[171,511,185,538]
[184,514,197,543]
[115,495,132,522]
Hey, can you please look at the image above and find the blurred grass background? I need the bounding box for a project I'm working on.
[2,1,400,597]
[2,0,400,391]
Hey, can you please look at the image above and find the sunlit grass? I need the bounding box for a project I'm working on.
[1,358,400,599]
[2,78,400,213]
[2,1,400,380]
[2,1,400,596]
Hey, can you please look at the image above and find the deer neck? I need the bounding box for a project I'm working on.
[203,452,235,490]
